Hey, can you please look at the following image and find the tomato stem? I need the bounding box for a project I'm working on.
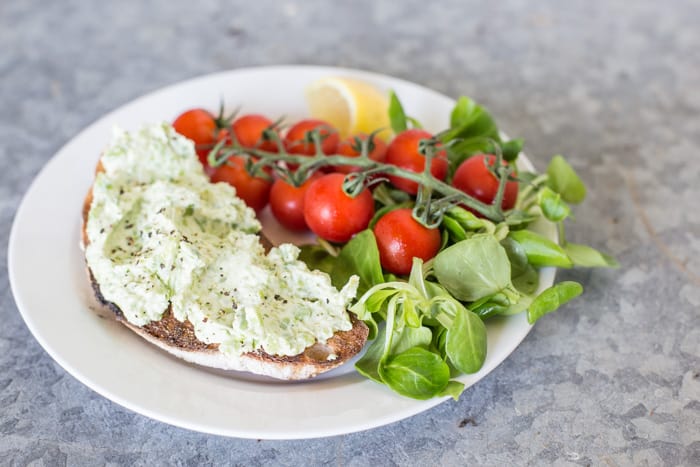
[484,144,513,215]
[209,133,509,223]
[213,101,239,129]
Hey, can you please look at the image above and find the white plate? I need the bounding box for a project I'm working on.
[8,66,555,439]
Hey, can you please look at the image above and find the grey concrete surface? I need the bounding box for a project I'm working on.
[1,0,699,465]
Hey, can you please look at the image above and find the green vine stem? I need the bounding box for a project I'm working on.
[209,131,514,224]
[515,173,548,211]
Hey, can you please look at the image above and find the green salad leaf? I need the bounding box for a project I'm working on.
[391,326,433,354]
[388,91,408,134]
[469,293,511,319]
[527,281,583,324]
[330,230,384,296]
[445,306,487,374]
[501,138,524,162]
[354,327,387,384]
[508,230,573,268]
[538,186,571,222]
[438,381,467,400]
[501,237,539,295]
[444,96,499,142]
[380,347,451,400]
[433,233,513,301]
[547,155,586,204]
[297,245,336,276]
[564,242,620,268]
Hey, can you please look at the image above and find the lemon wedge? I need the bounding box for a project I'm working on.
[305,77,392,140]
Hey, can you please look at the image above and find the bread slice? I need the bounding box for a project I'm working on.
[82,162,368,380]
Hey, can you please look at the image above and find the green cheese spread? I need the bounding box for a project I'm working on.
[85,123,357,357]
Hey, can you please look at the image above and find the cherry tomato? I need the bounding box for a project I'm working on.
[335,134,387,174]
[269,174,322,231]
[285,119,340,156]
[452,154,518,211]
[385,129,448,195]
[303,173,375,243]
[172,109,219,166]
[210,157,272,212]
[232,114,280,152]
[373,208,441,275]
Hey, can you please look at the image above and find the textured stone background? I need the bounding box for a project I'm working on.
[1,0,699,465]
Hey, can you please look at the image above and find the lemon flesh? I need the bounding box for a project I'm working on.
[306,77,391,141]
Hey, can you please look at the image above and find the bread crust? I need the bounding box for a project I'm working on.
[83,164,368,380]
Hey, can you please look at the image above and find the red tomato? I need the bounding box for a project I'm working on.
[452,154,518,211]
[232,114,280,152]
[385,129,448,195]
[269,174,322,231]
[172,109,219,166]
[335,134,388,174]
[303,173,375,243]
[210,157,272,212]
[285,119,340,156]
[373,208,441,275]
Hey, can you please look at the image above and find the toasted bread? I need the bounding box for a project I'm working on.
[82,162,368,380]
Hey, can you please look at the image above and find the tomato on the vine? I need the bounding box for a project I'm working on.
[452,154,518,211]
[269,174,322,231]
[232,114,280,152]
[335,134,387,174]
[385,129,448,195]
[373,208,441,275]
[172,108,222,167]
[285,119,339,156]
[210,157,272,212]
[303,173,375,243]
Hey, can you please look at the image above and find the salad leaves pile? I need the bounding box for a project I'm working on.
[297,93,617,400]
